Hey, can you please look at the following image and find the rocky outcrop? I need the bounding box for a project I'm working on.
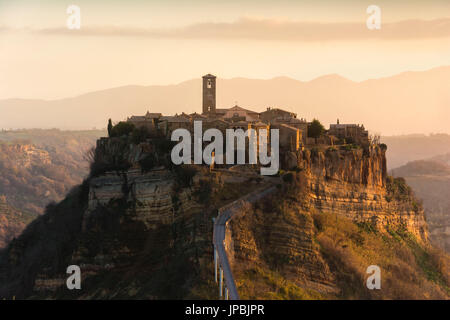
[289,145,427,240]
[229,203,339,295]
[228,145,431,298]
[295,145,387,187]
[84,137,199,229]
[8,144,51,168]
[1,135,442,299]
[85,168,194,230]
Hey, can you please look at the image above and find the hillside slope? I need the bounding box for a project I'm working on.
[0,130,104,215]
[0,130,104,249]
[0,196,35,248]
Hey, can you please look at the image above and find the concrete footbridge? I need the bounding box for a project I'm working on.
[212,185,277,300]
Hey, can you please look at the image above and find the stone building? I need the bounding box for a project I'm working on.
[260,107,296,123]
[329,119,369,145]
[159,114,192,134]
[127,111,162,133]
[126,74,371,163]
[273,123,302,152]
[221,105,260,122]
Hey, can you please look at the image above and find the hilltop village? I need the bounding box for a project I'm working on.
[3,74,447,301]
[125,74,370,164]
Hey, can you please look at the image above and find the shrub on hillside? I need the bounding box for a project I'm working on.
[385,176,414,202]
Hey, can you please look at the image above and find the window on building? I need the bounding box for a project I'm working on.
[207,80,212,89]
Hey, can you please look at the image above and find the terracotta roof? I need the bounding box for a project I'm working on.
[206,118,228,124]
[251,121,269,127]
[330,124,359,128]
[227,105,259,114]
[190,112,207,119]
[145,111,162,118]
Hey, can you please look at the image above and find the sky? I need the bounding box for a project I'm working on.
[0,0,450,99]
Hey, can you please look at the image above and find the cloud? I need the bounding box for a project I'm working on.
[4,17,450,41]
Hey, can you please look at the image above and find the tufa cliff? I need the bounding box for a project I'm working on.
[0,134,447,299]
[228,146,447,299]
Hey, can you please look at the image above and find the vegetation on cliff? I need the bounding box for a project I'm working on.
[0,196,35,248]
[230,171,449,299]
[0,130,448,300]
[0,132,248,299]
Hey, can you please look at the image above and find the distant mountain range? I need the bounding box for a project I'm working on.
[382,134,450,169]
[0,66,449,135]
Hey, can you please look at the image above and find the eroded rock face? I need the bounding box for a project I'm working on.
[8,144,51,168]
[293,146,427,240]
[296,146,387,187]
[305,180,427,241]
[85,168,194,230]
[85,137,196,230]
[229,145,429,297]
[229,204,339,295]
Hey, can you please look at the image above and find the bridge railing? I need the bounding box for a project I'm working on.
[212,185,277,300]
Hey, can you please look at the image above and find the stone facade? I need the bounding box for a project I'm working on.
[126,74,372,162]
[329,120,369,145]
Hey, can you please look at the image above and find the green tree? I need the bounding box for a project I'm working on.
[107,119,113,137]
[308,119,325,142]
[110,122,135,138]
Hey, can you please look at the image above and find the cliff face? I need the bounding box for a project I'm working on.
[228,146,445,299]
[84,137,199,229]
[292,146,427,241]
[0,137,446,300]
[85,168,193,230]
[0,135,220,299]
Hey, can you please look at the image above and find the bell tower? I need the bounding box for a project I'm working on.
[202,74,216,114]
